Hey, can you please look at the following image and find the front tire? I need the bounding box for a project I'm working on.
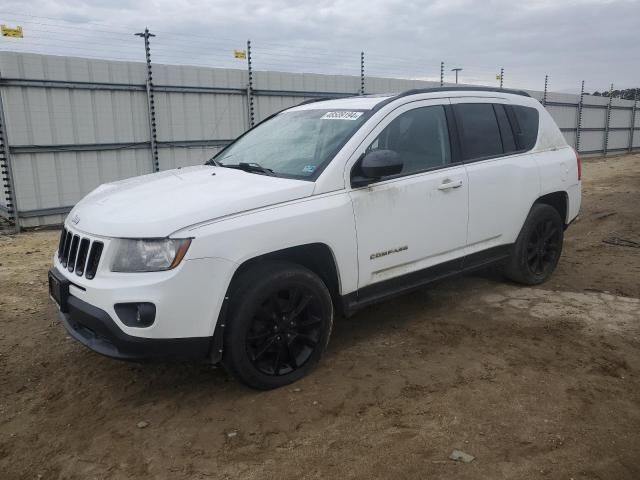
[504,204,564,285]
[222,262,334,390]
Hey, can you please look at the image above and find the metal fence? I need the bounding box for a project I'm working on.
[0,50,638,230]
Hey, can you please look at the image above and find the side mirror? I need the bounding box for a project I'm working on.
[352,150,403,187]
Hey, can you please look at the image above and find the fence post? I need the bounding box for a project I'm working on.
[542,75,548,107]
[247,39,255,129]
[0,77,20,233]
[499,67,504,89]
[603,83,613,156]
[360,51,365,95]
[135,28,159,172]
[440,61,444,87]
[628,89,637,153]
[576,80,585,152]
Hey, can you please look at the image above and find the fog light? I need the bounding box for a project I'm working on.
[115,302,156,328]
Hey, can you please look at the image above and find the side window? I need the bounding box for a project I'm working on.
[366,105,451,176]
[494,104,517,153]
[454,103,503,161]
[509,105,540,151]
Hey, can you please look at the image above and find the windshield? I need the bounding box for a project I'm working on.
[210,109,369,179]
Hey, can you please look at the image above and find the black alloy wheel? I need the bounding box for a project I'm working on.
[504,203,564,285]
[223,262,333,390]
[526,218,562,276]
[246,286,323,376]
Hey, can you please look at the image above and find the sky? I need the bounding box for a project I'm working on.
[0,0,638,93]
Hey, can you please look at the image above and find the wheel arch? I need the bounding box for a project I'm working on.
[210,243,342,363]
[534,191,569,225]
[229,243,341,300]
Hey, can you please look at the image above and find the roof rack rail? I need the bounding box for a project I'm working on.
[296,97,336,106]
[372,86,530,111]
[402,86,530,97]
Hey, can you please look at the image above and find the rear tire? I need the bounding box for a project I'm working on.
[504,204,564,285]
[222,261,334,390]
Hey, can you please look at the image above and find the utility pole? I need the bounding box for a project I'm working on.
[440,61,444,87]
[0,82,19,232]
[576,80,585,153]
[629,89,637,153]
[603,83,614,156]
[247,39,255,128]
[451,68,462,84]
[135,28,159,172]
[360,51,365,95]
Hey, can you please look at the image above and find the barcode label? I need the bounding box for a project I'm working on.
[321,111,364,120]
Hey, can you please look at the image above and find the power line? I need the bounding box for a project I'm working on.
[0,11,553,87]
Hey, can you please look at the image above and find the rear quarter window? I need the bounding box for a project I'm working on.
[510,105,539,151]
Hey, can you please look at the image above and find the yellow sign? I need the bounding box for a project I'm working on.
[234,50,247,59]
[1,25,23,38]
[496,74,502,80]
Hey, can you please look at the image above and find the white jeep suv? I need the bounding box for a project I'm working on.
[49,87,581,389]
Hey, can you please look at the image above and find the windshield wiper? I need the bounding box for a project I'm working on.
[219,162,275,176]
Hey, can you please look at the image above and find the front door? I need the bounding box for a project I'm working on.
[348,100,469,290]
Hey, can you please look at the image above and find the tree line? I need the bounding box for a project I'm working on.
[591,88,639,100]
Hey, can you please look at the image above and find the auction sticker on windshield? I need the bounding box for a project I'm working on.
[321,111,364,120]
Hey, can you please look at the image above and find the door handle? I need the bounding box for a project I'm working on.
[437,179,463,191]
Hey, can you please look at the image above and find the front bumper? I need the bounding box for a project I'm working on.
[50,266,214,361]
[51,245,234,339]
[59,293,212,361]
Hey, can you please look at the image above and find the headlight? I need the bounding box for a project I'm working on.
[111,238,192,272]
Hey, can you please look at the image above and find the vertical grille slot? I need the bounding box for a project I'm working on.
[60,231,72,268]
[85,242,104,280]
[67,235,80,273]
[57,228,67,260]
[75,238,90,276]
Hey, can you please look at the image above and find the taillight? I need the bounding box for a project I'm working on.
[576,151,582,181]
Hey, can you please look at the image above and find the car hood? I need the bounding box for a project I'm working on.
[68,165,315,238]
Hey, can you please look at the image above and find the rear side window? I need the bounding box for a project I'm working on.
[494,104,517,153]
[454,103,503,161]
[509,105,539,151]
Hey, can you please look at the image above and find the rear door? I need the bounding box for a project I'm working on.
[450,99,540,258]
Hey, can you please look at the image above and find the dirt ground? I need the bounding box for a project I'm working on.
[1,154,639,480]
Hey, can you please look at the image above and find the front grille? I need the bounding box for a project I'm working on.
[85,242,103,280]
[60,230,72,268]
[57,228,104,280]
[75,238,90,276]
[67,235,80,272]
[57,228,67,258]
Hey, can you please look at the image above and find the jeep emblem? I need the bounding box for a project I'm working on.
[71,214,80,225]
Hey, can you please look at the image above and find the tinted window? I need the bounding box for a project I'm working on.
[511,105,539,151]
[494,104,517,153]
[367,106,451,175]
[455,103,503,160]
